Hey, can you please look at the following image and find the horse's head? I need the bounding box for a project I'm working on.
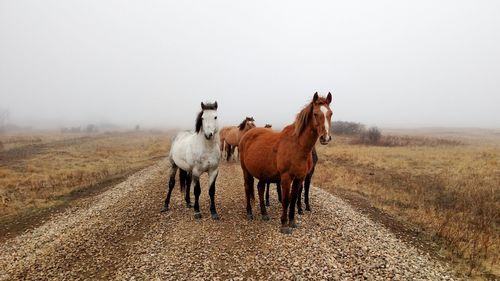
[196,102,219,140]
[246,117,256,129]
[311,92,333,145]
[239,117,256,131]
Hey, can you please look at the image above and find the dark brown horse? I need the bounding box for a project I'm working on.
[239,92,333,234]
[265,146,318,214]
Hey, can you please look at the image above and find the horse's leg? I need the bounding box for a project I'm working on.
[243,170,254,220]
[289,179,301,228]
[280,173,292,234]
[185,172,193,208]
[304,169,313,211]
[232,146,237,161]
[226,144,232,161]
[220,139,225,153]
[257,180,269,220]
[161,163,178,212]
[192,175,202,219]
[265,182,270,207]
[297,182,304,215]
[208,169,220,220]
[179,169,187,193]
[276,182,282,203]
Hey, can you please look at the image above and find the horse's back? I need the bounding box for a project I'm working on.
[240,128,281,181]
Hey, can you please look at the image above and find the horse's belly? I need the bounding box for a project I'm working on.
[172,154,191,171]
[243,144,278,180]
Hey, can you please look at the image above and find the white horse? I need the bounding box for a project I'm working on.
[161,101,221,219]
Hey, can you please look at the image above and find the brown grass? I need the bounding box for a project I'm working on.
[315,134,500,278]
[0,131,171,220]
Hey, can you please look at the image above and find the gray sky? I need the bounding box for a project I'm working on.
[1,0,499,129]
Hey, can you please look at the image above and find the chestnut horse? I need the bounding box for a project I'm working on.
[265,146,318,214]
[239,92,332,234]
[219,117,256,161]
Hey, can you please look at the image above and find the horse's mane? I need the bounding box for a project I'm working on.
[238,119,247,130]
[195,102,218,133]
[294,102,314,136]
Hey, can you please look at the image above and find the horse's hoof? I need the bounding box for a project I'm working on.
[280,226,292,234]
[305,206,311,212]
[265,202,270,207]
[298,209,304,215]
[262,214,270,221]
[211,213,220,220]
[194,212,202,219]
[247,214,254,220]
[290,221,299,228]
[186,203,193,208]
[160,206,169,213]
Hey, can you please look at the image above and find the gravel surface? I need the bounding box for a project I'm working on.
[0,160,459,280]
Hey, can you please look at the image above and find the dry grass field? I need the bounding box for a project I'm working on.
[1,128,498,279]
[0,131,171,222]
[314,129,500,278]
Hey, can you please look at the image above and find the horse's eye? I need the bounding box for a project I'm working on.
[215,116,217,120]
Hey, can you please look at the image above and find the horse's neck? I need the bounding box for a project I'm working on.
[295,123,319,156]
[195,132,218,150]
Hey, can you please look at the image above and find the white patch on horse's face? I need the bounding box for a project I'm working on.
[202,110,218,140]
[320,105,332,144]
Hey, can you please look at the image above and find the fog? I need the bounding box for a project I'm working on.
[1,0,499,130]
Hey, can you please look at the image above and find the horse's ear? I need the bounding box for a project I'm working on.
[313,92,319,103]
[214,101,218,110]
[201,102,206,110]
[327,92,332,104]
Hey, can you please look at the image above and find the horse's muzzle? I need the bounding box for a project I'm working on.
[205,132,214,140]
[319,135,332,145]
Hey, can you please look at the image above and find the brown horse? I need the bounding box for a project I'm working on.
[239,92,332,234]
[265,146,318,213]
[219,117,256,161]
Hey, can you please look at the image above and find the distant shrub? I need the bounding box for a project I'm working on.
[358,127,382,145]
[331,121,365,135]
[85,124,98,133]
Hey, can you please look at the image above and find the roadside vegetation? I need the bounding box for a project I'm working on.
[318,122,499,278]
[0,131,171,220]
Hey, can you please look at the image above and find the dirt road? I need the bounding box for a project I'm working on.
[0,160,458,280]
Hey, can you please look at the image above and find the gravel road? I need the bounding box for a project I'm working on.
[0,159,459,280]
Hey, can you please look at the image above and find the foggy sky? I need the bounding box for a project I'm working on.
[1,0,499,129]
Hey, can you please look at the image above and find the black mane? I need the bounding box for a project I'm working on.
[238,119,247,130]
[195,111,203,133]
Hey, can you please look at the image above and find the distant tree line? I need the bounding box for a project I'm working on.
[331,121,381,145]
[61,124,99,134]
